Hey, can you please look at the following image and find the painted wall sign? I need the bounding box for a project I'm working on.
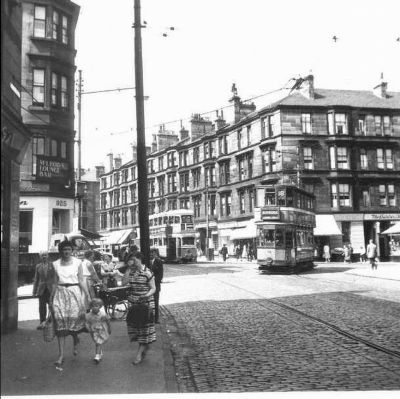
[36,155,70,183]
[364,214,400,221]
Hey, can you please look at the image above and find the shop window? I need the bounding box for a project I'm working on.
[19,211,33,252]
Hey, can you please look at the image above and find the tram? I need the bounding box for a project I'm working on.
[149,209,197,263]
[256,184,315,272]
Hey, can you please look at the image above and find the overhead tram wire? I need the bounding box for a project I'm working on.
[90,79,295,137]
[82,86,136,95]
[144,80,293,131]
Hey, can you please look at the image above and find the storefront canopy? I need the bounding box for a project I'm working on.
[230,224,257,240]
[380,222,400,235]
[80,228,102,240]
[102,229,132,245]
[313,215,342,236]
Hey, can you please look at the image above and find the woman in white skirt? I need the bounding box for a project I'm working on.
[51,241,89,366]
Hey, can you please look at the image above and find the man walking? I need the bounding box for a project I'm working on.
[220,244,228,262]
[32,251,54,329]
[366,239,378,270]
[149,248,164,323]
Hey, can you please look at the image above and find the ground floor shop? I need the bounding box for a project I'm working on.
[19,196,74,253]
[314,213,400,262]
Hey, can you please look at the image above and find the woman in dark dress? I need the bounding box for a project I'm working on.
[123,252,156,364]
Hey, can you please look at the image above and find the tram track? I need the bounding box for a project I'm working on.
[161,271,400,392]
[206,275,400,375]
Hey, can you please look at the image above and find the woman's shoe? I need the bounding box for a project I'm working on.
[54,358,64,366]
[132,354,143,365]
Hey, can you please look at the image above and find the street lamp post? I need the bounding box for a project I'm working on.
[133,0,150,265]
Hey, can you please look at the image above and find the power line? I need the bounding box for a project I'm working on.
[82,86,136,95]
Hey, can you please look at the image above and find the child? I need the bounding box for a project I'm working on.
[85,298,111,364]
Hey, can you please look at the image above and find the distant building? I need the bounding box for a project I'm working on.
[1,0,33,333]
[18,0,80,252]
[99,75,400,260]
[76,166,104,236]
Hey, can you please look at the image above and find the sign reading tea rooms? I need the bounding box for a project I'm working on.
[36,155,70,183]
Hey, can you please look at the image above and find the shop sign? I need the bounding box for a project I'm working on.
[36,155,70,183]
[52,198,74,209]
[364,214,400,221]
[261,207,280,221]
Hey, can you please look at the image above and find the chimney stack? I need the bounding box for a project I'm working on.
[299,74,315,99]
[373,74,388,98]
[190,114,213,140]
[214,110,226,130]
[107,152,113,171]
[95,165,105,179]
[114,156,122,169]
[179,126,189,141]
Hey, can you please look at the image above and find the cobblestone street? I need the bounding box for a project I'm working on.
[160,261,400,392]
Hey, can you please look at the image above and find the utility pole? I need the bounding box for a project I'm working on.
[134,0,150,265]
[77,69,82,181]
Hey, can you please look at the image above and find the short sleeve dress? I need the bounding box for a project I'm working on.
[126,267,156,344]
[52,257,86,336]
[85,308,110,345]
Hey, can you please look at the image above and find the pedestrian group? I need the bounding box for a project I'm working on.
[33,241,163,367]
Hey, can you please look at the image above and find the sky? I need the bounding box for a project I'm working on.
[73,0,400,171]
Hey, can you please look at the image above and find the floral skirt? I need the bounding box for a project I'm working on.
[52,285,86,336]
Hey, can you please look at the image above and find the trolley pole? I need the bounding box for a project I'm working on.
[134,0,150,265]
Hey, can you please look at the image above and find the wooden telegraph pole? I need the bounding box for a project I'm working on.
[133,0,150,265]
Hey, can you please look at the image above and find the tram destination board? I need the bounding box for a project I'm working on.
[261,207,280,221]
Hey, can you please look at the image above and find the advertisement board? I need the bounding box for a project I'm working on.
[36,155,70,183]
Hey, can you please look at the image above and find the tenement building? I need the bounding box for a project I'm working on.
[1,0,33,332]
[99,75,400,260]
[18,0,80,252]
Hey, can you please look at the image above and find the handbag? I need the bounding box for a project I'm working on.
[127,303,153,328]
[43,314,55,342]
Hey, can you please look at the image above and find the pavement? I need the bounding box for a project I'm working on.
[2,258,399,395]
[1,293,178,395]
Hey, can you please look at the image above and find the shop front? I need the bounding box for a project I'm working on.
[19,197,74,253]
[380,222,400,262]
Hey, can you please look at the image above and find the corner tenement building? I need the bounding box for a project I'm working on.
[99,76,400,261]
[18,0,80,253]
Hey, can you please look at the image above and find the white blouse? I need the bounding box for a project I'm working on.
[53,257,82,284]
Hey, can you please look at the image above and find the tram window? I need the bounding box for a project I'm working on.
[169,216,174,224]
[163,238,167,246]
[258,228,274,247]
[158,217,162,225]
[174,216,180,224]
[275,229,284,247]
[277,189,286,206]
[182,215,191,223]
[285,231,294,249]
[182,237,195,245]
[149,219,153,226]
[154,218,158,226]
[164,216,168,224]
[286,188,294,207]
[264,188,276,205]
